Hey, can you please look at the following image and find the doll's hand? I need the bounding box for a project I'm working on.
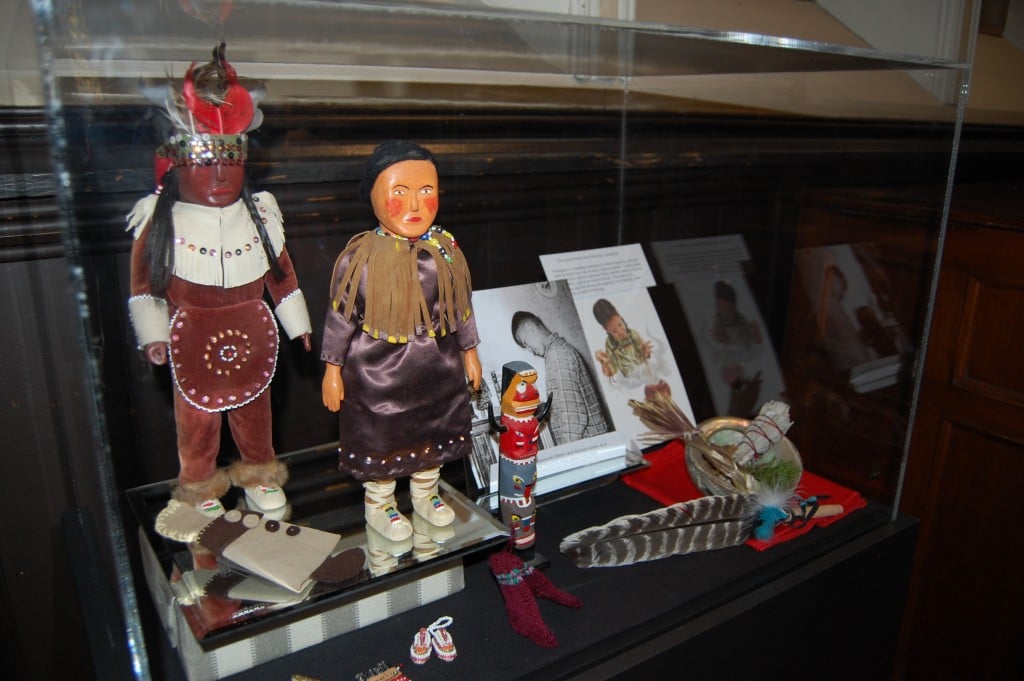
[462,347,482,391]
[642,339,653,359]
[144,342,169,366]
[300,332,312,352]
[322,363,344,412]
[595,351,614,377]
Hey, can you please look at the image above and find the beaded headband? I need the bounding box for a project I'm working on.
[156,132,248,170]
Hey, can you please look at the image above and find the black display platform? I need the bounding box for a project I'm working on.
[141,476,916,681]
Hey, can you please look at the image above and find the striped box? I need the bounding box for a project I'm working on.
[139,528,464,681]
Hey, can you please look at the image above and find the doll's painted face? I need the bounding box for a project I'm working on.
[178,163,245,208]
[370,159,439,239]
[500,365,541,417]
[603,314,629,342]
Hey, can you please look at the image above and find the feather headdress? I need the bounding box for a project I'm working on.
[142,43,265,188]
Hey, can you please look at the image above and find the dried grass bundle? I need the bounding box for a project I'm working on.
[628,393,758,495]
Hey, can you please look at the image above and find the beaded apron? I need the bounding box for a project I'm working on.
[170,299,279,412]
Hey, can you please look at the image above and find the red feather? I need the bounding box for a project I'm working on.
[181,59,253,134]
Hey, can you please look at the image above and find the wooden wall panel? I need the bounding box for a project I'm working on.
[899,191,1024,679]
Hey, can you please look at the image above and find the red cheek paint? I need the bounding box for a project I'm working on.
[386,197,403,217]
[425,197,439,213]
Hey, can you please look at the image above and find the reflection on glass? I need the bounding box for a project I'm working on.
[797,243,911,393]
[128,454,506,643]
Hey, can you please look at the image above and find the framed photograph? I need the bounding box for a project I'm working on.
[468,279,628,500]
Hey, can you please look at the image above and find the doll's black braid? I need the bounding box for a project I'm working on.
[241,180,285,281]
[148,171,178,295]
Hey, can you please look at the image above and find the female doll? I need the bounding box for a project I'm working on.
[321,141,482,541]
[127,46,312,516]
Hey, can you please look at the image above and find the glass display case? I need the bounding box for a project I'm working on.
[29,1,978,678]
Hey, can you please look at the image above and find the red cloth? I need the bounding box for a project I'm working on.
[622,440,867,550]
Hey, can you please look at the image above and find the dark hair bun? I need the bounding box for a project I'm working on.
[360,140,437,205]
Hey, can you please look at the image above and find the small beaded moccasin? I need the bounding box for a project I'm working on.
[428,616,456,662]
[409,627,432,665]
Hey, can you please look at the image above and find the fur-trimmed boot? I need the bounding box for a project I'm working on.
[173,468,232,517]
[364,479,413,541]
[229,459,289,511]
[410,466,455,526]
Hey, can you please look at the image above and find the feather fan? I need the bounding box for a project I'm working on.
[559,494,756,568]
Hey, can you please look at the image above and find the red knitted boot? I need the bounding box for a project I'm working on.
[524,566,582,609]
[489,550,558,648]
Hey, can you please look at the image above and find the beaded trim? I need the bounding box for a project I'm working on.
[127,293,170,348]
[169,301,278,413]
[174,233,260,259]
[342,435,467,472]
[494,564,534,586]
[383,505,404,526]
[375,225,458,263]
[157,133,248,168]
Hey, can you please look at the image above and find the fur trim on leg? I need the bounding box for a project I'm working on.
[228,459,289,489]
[173,469,231,506]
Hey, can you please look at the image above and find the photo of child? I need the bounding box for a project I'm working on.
[577,289,693,443]
[709,280,763,352]
[592,298,654,380]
